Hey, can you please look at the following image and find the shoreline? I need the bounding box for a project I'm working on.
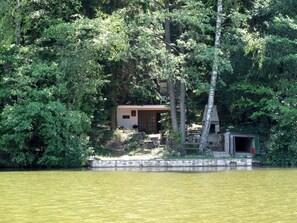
[88,158,253,168]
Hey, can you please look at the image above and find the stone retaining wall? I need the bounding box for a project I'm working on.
[88,158,252,168]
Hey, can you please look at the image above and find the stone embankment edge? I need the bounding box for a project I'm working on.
[88,158,252,168]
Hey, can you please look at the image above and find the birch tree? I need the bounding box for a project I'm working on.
[199,0,223,152]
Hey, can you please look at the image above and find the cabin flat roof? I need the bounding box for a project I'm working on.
[118,105,170,110]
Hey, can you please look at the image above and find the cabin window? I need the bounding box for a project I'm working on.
[131,110,136,116]
[122,115,130,119]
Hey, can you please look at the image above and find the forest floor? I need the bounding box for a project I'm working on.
[94,129,210,160]
[93,129,254,161]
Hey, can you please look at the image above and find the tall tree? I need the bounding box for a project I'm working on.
[165,0,179,132]
[178,20,187,152]
[199,0,223,152]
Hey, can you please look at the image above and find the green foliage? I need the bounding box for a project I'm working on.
[0,7,129,167]
[0,0,82,46]
[220,0,297,165]
[0,102,91,168]
[1,0,296,167]
[266,126,297,166]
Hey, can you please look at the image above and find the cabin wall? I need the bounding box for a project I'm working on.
[117,108,138,130]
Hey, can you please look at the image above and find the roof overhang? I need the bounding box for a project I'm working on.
[117,105,170,111]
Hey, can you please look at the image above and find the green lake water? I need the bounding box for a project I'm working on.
[1,168,297,223]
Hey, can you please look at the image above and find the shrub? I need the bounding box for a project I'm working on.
[0,101,92,168]
[266,126,297,166]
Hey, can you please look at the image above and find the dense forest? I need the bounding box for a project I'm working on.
[0,0,296,167]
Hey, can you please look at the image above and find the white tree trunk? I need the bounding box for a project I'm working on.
[199,0,223,152]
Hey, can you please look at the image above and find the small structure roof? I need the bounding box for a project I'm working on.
[202,105,219,123]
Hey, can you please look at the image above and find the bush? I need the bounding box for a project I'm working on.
[0,101,92,168]
[266,126,297,166]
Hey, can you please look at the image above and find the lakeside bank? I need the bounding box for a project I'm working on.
[88,157,253,168]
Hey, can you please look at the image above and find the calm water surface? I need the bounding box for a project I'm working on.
[1,168,297,223]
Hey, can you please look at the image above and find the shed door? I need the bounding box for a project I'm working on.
[138,111,157,134]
